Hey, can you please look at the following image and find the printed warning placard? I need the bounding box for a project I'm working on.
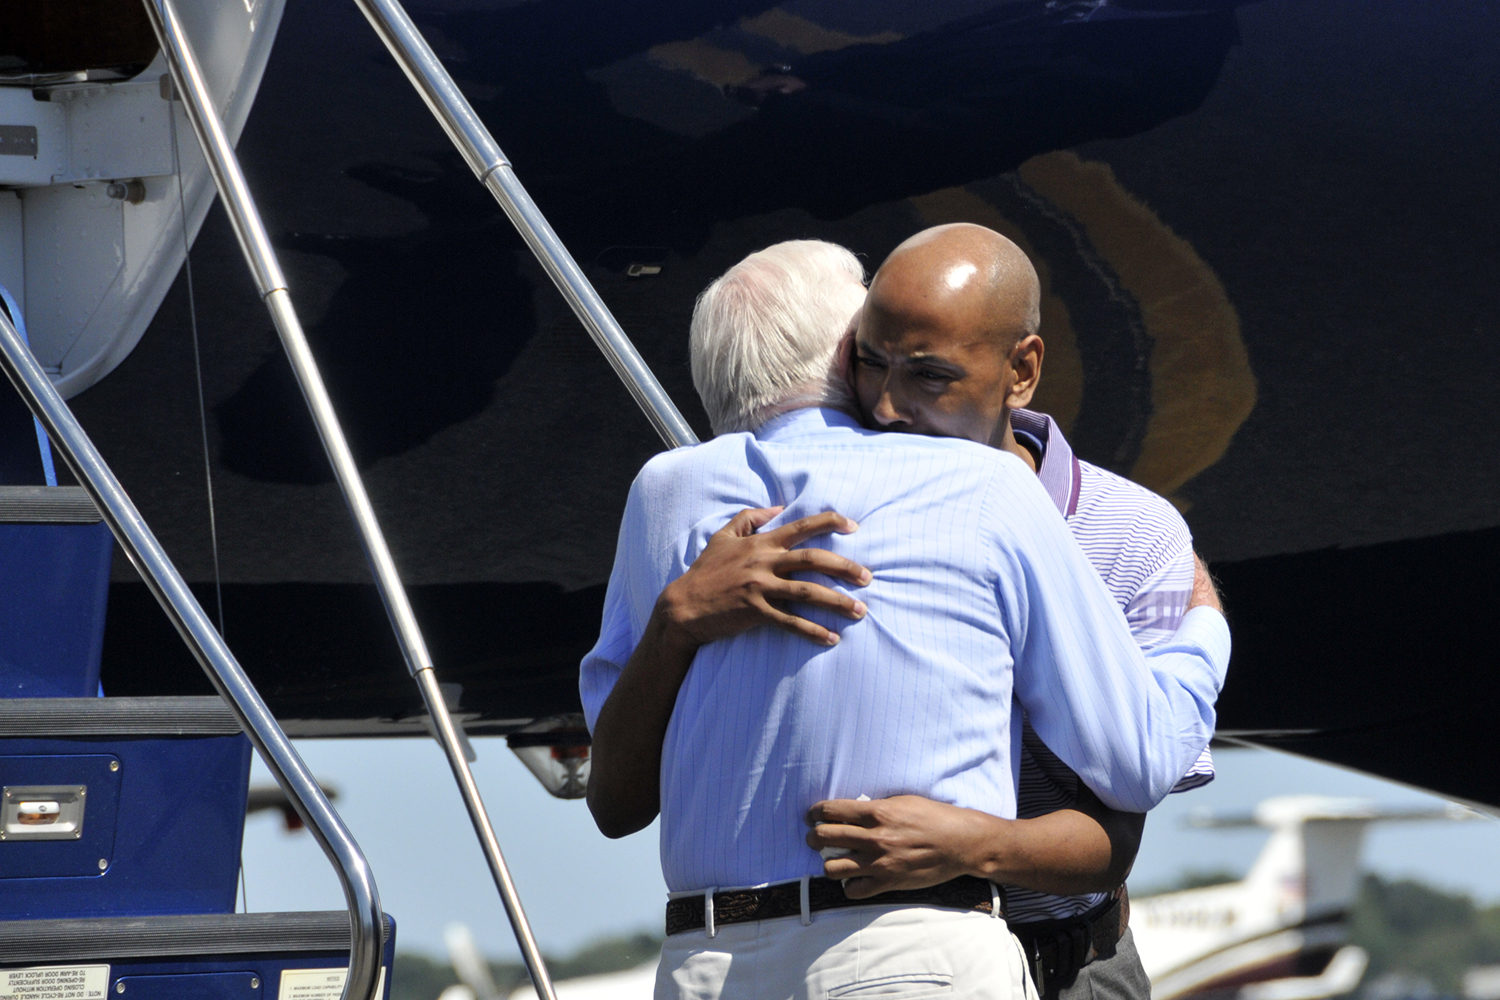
[277,967,387,1000]
[0,965,110,1000]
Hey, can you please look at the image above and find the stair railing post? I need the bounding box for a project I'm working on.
[346,0,699,451]
[0,309,385,1000]
[140,1,568,996]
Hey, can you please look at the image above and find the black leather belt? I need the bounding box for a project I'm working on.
[1010,888,1129,999]
[666,874,1001,936]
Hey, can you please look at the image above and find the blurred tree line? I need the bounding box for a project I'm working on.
[391,930,662,1000]
[1353,874,1500,994]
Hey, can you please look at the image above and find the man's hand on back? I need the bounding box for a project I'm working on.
[805,796,994,898]
[805,789,1144,899]
[659,507,873,648]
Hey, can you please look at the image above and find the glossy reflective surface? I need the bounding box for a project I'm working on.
[75,0,1500,803]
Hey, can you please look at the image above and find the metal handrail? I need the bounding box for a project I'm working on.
[140,1,565,997]
[348,0,700,452]
[0,309,384,1000]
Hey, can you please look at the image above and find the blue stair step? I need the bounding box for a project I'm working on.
[0,697,250,919]
[0,911,395,1000]
[0,486,113,698]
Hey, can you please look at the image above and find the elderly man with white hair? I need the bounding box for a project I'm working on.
[580,240,1229,1000]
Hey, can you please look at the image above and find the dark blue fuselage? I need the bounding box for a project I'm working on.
[35,0,1500,803]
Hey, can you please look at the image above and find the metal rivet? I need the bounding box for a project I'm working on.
[116,983,125,994]
[98,858,108,871]
[249,979,260,990]
[109,761,120,772]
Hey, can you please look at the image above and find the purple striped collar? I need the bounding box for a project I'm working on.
[1010,408,1081,518]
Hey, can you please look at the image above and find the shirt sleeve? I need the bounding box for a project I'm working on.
[1173,747,1218,792]
[997,470,1230,813]
[1123,547,1219,792]
[1123,547,1194,650]
[578,476,652,734]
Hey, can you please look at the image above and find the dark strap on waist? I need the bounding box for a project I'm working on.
[1010,888,1128,1000]
[666,874,1000,936]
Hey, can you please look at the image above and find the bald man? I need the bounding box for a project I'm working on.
[582,239,1230,1000]
[656,226,1224,1000]
[853,224,1045,471]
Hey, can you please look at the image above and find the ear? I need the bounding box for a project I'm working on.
[835,326,858,398]
[1006,334,1044,409]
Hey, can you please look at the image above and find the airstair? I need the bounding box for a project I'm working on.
[0,371,388,1000]
[0,1,695,999]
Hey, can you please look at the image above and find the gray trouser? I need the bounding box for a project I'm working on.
[1053,928,1151,1000]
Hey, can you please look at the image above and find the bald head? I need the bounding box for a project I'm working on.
[851,224,1046,451]
[866,223,1040,349]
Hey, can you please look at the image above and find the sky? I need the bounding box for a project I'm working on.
[241,739,1500,964]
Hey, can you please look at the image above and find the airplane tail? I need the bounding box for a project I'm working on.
[1136,795,1479,1000]
[1188,796,1476,920]
[444,922,503,1000]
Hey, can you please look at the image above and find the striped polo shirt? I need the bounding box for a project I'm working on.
[1006,408,1215,925]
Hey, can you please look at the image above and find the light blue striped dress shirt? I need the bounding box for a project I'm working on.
[580,408,1229,893]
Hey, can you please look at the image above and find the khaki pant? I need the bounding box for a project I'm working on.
[657,904,1041,1000]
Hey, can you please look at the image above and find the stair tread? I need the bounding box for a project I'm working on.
[0,697,241,736]
[0,486,102,524]
[0,911,393,963]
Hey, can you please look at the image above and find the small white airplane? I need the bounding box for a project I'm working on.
[1133,795,1479,1000]
[503,963,658,1000]
[442,922,657,1000]
[444,795,1480,1000]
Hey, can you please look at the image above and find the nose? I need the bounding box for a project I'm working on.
[869,383,910,428]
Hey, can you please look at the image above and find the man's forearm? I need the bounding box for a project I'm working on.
[586,601,699,838]
[1023,603,1229,813]
[974,799,1143,896]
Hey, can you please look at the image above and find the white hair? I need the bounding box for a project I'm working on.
[690,240,866,436]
